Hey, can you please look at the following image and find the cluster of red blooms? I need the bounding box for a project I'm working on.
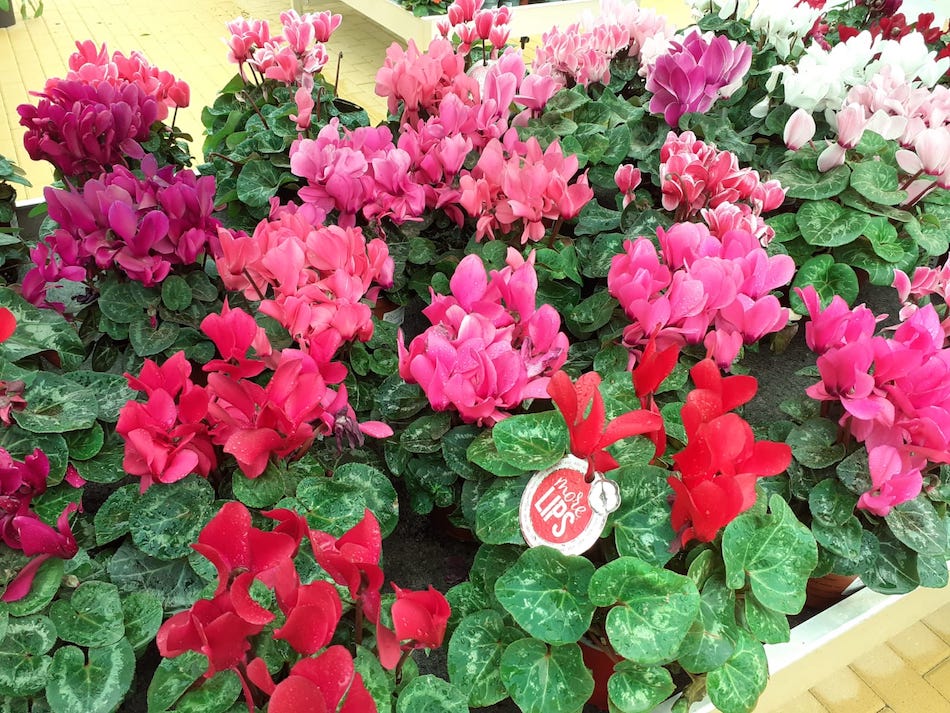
[838,13,950,71]
[117,303,391,487]
[157,505,449,713]
[629,341,791,547]
[549,339,791,549]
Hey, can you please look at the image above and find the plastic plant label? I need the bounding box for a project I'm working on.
[519,455,620,555]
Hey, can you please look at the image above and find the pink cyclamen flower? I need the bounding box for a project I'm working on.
[398,250,569,424]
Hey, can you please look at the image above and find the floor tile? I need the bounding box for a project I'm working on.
[888,622,950,675]
[927,659,950,701]
[811,666,885,713]
[850,644,950,713]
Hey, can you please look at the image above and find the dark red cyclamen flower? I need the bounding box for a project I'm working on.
[308,509,384,621]
[247,646,377,713]
[376,585,451,670]
[548,370,664,478]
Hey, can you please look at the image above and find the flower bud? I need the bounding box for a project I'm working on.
[783,108,816,150]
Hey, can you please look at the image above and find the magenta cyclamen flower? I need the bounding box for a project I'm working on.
[647,31,752,128]
[18,79,160,179]
[398,249,568,425]
[24,157,223,308]
[0,448,80,602]
[63,40,190,121]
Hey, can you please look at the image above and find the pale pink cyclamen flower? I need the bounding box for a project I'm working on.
[783,108,816,150]
[398,250,569,425]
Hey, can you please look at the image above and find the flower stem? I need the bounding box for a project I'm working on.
[394,649,414,685]
[354,598,364,648]
[242,268,267,302]
[900,168,924,190]
[335,52,343,96]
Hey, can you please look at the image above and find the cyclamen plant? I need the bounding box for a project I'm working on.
[156,504,449,713]
[18,40,191,181]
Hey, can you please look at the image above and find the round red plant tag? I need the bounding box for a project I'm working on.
[519,455,619,555]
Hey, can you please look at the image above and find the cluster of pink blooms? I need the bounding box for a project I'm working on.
[531,0,672,88]
[57,40,190,121]
[226,10,340,84]
[659,131,786,236]
[375,38,480,126]
[398,250,569,425]
[290,120,427,227]
[18,42,189,179]
[436,0,511,55]
[646,30,752,128]
[225,11,341,132]
[894,261,950,337]
[377,38,557,131]
[0,449,80,602]
[608,221,794,369]
[22,156,222,309]
[458,130,593,243]
[118,305,391,485]
[216,205,394,371]
[797,285,950,516]
[158,505,449,712]
[301,52,583,239]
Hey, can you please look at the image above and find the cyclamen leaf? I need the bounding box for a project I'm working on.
[129,475,214,560]
[46,639,134,713]
[607,661,675,713]
[796,201,869,247]
[49,581,125,648]
[13,373,98,434]
[500,639,594,713]
[706,633,769,713]
[395,675,469,713]
[722,495,818,614]
[448,610,521,707]
[492,412,568,471]
[589,557,699,665]
[295,461,398,537]
[495,547,595,645]
[0,615,56,697]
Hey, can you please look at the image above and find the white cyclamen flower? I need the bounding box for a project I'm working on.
[749,0,822,60]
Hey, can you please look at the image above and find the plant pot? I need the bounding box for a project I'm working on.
[804,572,859,610]
[581,643,617,712]
[0,4,15,28]
[332,97,365,114]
